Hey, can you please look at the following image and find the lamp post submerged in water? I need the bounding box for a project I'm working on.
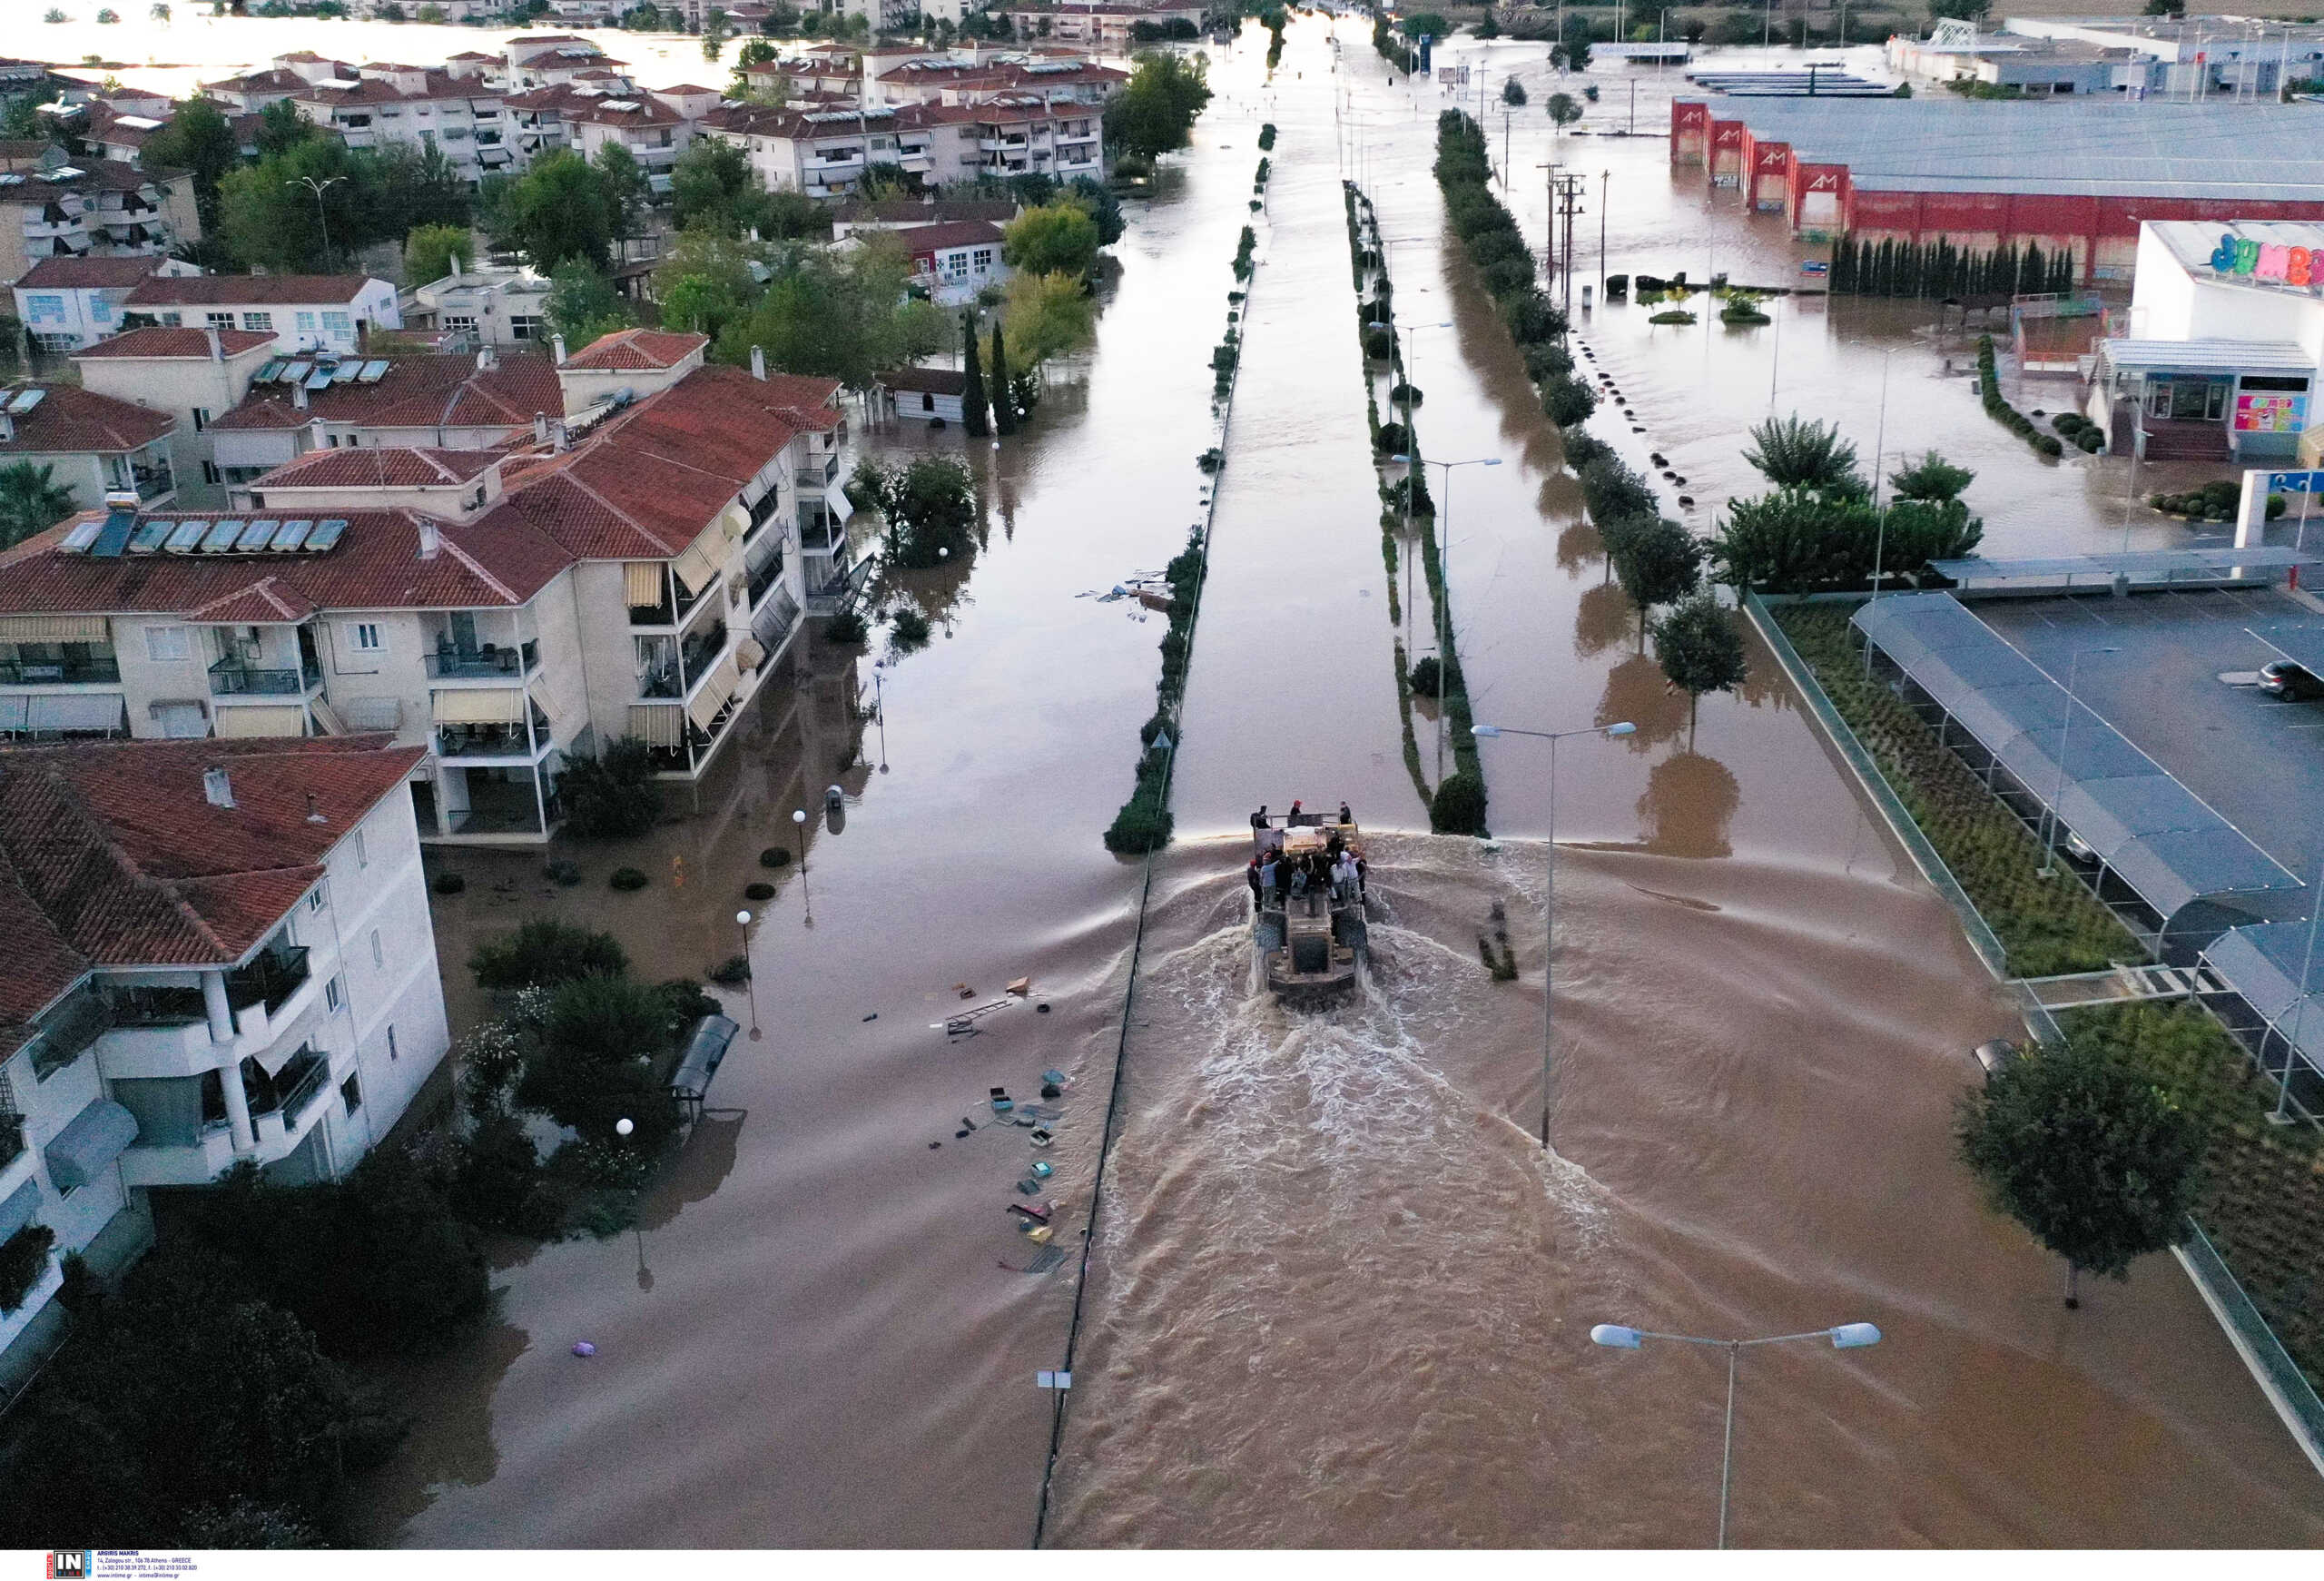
[1471,718,1635,1146]
[1590,1319,1884,1547]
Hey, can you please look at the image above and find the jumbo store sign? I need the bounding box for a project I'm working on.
[2210,233,2324,291]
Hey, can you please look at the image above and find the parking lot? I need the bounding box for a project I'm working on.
[1975,587,2324,911]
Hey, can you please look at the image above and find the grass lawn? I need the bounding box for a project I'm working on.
[1775,603,2142,978]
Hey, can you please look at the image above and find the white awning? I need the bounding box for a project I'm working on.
[212,702,305,737]
[669,519,733,598]
[734,636,766,673]
[45,1098,138,1192]
[0,614,107,642]
[626,703,684,747]
[686,653,740,729]
[824,481,855,523]
[431,687,527,725]
[26,693,123,733]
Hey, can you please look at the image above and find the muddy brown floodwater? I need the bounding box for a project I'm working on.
[1048,15,2324,1548]
[351,16,2322,1548]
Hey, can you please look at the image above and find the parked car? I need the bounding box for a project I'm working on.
[1973,1039,2020,1080]
[2259,660,2324,701]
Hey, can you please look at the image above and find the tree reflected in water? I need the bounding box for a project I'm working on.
[1636,749,1741,859]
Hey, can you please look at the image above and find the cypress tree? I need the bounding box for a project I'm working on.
[960,311,990,438]
[1832,235,1852,293]
[990,321,1017,436]
[1876,238,1896,296]
[2020,242,2043,297]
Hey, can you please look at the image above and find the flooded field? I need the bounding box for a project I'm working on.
[337,15,2323,1548]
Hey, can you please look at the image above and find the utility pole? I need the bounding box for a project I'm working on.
[1600,168,1610,297]
[1538,161,1561,284]
[1553,173,1586,318]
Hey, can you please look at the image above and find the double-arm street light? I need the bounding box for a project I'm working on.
[1472,718,1634,1145]
[1392,454,1502,777]
[286,174,344,272]
[1590,1319,1885,1547]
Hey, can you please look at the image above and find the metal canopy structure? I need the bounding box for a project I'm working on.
[1927,543,2324,590]
[1855,593,2300,925]
[2202,921,2324,1082]
[2095,338,2318,377]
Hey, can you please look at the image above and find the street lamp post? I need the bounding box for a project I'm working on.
[1472,719,1636,1145]
[286,175,345,272]
[1389,321,1449,633]
[1393,454,1502,778]
[735,908,762,1038]
[1590,1319,1884,1547]
[2038,646,2120,877]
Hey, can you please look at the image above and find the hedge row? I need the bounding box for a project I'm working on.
[1977,335,2063,459]
[1830,234,2077,301]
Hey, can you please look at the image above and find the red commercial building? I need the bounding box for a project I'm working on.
[1672,98,2324,282]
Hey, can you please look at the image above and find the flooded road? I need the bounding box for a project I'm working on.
[348,17,2324,1548]
[355,87,1258,1546]
[1048,15,2324,1546]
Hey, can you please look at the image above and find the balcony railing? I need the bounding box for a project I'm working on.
[265,1049,333,1124]
[210,658,321,696]
[225,945,310,1018]
[796,456,840,489]
[0,1112,24,1171]
[426,639,538,679]
[436,722,546,760]
[679,621,728,686]
[746,549,785,608]
[26,990,111,1081]
[108,983,207,1028]
[0,654,121,684]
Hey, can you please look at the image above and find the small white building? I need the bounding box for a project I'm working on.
[11,253,202,352]
[894,219,1010,305]
[0,384,176,510]
[0,734,449,1372]
[879,365,970,426]
[72,325,280,507]
[123,274,401,356]
[404,262,555,350]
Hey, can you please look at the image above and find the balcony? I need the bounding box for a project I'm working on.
[426,639,538,679]
[225,945,309,1020]
[26,990,111,1081]
[795,455,840,489]
[746,548,786,608]
[0,654,121,685]
[254,1047,332,1127]
[0,1112,23,1171]
[678,620,728,687]
[436,720,548,761]
[108,983,207,1029]
[209,657,321,696]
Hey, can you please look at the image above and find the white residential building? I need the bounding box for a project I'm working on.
[11,253,202,351]
[0,734,449,1371]
[123,274,402,356]
[404,262,555,350]
[0,384,176,510]
[0,335,859,836]
[72,324,283,507]
[0,161,201,289]
[290,64,514,187]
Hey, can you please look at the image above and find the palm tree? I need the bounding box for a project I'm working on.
[0,461,78,548]
[1742,413,1863,493]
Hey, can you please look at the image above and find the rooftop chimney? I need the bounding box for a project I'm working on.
[417,518,439,561]
[291,378,309,411]
[751,345,767,381]
[552,333,567,366]
[202,766,235,809]
[551,419,570,453]
[533,410,550,445]
[204,324,222,361]
[477,344,497,372]
[304,792,327,825]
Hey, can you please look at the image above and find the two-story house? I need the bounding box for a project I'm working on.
[123,273,401,356]
[402,261,553,349]
[11,253,202,351]
[72,324,281,507]
[0,385,175,512]
[562,90,704,199]
[290,64,511,188]
[0,161,200,287]
[0,734,449,1372]
[203,348,562,495]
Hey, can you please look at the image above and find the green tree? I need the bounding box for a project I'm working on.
[1742,412,1863,493]
[218,139,361,272]
[1399,11,1450,38]
[855,454,976,566]
[1604,515,1701,647]
[1063,174,1123,245]
[0,95,40,140]
[139,98,237,233]
[1649,590,1747,735]
[1502,77,1527,107]
[403,222,473,287]
[595,141,649,242]
[670,136,756,234]
[703,4,730,59]
[989,320,1015,434]
[519,974,684,1141]
[416,1,446,18]
[731,36,778,93]
[367,142,474,238]
[470,917,629,990]
[557,737,660,836]
[1958,1033,2207,1308]
[1001,201,1101,282]
[960,311,990,437]
[253,97,318,157]
[1002,269,1094,371]
[1545,92,1581,132]
[0,460,79,548]
[1888,449,1975,503]
[492,148,615,271]
[715,236,919,390]
[1104,50,1213,163]
[545,260,631,347]
[1927,0,1991,18]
